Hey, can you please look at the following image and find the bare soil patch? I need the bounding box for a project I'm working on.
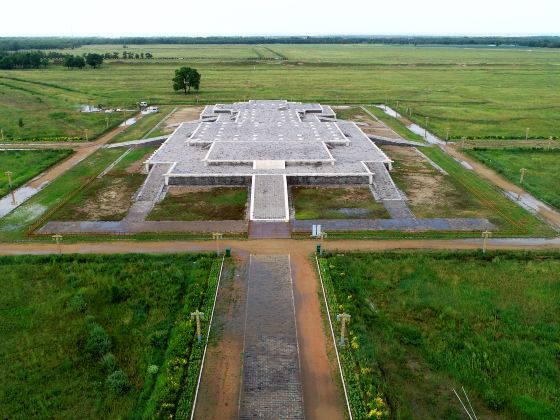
[382,145,494,219]
[164,106,204,133]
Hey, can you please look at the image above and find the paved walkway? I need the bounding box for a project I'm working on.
[240,255,304,419]
[38,220,248,234]
[293,217,494,232]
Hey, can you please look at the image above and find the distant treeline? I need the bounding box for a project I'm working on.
[1,36,560,51]
[0,50,107,69]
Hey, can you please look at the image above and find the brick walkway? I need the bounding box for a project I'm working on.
[240,255,304,419]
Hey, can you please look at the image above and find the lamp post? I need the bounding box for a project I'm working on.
[191,310,205,343]
[5,171,16,205]
[446,127,450,142]
[525,127,530,141]
[212,232,223,256]
[519,168,527,184]
[52,234,63,255]
[336,313,351,346]
[424,116,429,139]
[481,230,492,254]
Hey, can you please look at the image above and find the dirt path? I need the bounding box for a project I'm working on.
[194,257,248,420]
[291,253,345,419]
[26,119,139,190]
[1,237,559,257]
[443,144,560,229]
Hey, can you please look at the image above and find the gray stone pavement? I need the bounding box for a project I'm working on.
[383,200,416,219]
[251,175,288,220]
[240,255,304,419]
[292,218,495,232]
[38,220,248,234]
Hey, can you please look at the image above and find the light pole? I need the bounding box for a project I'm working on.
[481,230,491,254]
[461,136,467,150]
[191,310,205,343]
[519,168,527,184]
[446,127,450,142]
[5,171,16,205]
[84,128,89,142]
[525,128,530,141]
[424,116,429,139]
[336,313,351,346]
[1,128,4,141]
[212,232,223,256]
[52,234,63,255]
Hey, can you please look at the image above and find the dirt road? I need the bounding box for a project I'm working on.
[27,118,139,190]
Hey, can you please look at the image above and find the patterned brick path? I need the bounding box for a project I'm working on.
[240,255,304,419]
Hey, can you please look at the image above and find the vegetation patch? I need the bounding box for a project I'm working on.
[466,148,560,210]
[148,187,248,221]
[50,147,153,222]
[319,251,560,419]
[292,186,389,219]
[0,149,72,197]
[0,253,221,418]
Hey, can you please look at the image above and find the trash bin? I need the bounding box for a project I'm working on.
[316,244,321,255]
[225,247,231,258]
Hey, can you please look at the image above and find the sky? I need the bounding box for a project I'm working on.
[2,0,559,37]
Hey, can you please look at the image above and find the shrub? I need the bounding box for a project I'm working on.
[102,353,117,372]
[66,273,82,288]
[106,370,129,395]
[69,293,87,312]
[86,322,111,356]
[148,365,159,375]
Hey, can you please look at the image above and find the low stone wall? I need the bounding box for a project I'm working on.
[287,175,370,185]
[167,175,251,186]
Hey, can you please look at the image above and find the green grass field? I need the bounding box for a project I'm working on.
[466,148,560,210]
[2,44,559,140]
[0,149,72,197]
[148,187,248,221]
[319,251,560,419]
[0,253,218,418]
[292,186,389,219]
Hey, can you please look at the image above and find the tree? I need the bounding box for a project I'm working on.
[172,67,201,94]
[64,55,85,69]
[145,52,153,59]
[85,53,103,68]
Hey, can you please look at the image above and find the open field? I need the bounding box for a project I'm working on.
[292,186,389,219]
[0,253,219,418]
[148,187,248,221]
[319,251,560,419]
[466,148,560,210]
[0,149,72,197]
[1,44,559,140]
[50,147,152,221]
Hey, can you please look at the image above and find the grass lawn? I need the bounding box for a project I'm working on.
[50,147,153,222]
[1,44,559,140]
[292,186,389,219]
[110,106,173,143]
[365,106,426,142]
[0,147,124,240]
[420,147,553,237]
[465,148,560,210]
[0,253,219,418]
[148,187,248,221]
[0,149,73,197]
[319,251,560,419]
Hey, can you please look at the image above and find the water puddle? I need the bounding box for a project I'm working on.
[0,186,40,218]
[377,105,445,145]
